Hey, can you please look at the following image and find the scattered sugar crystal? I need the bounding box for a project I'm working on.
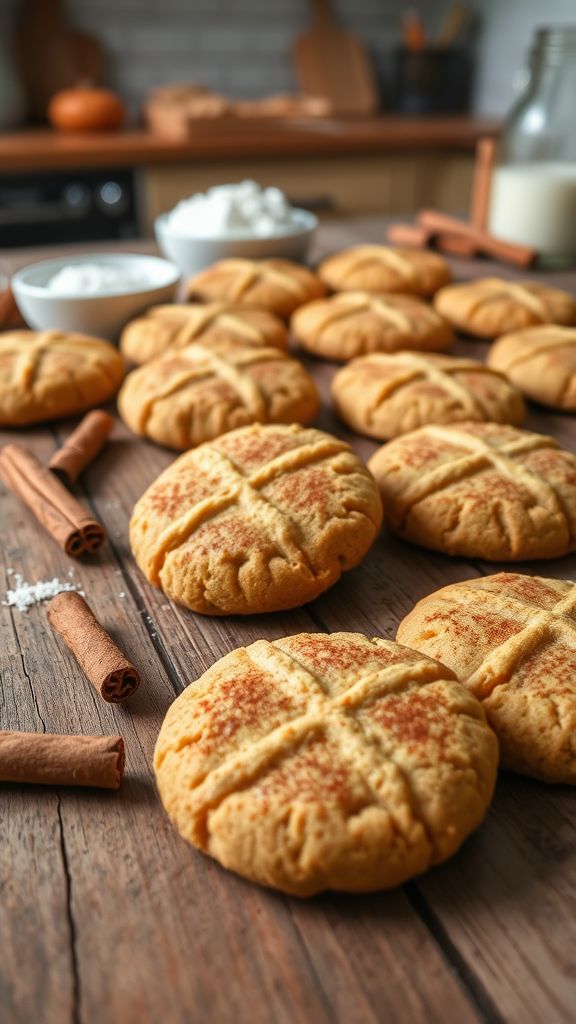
[6,568,14,576]
[118,592,126,599]
[2,575,83,613]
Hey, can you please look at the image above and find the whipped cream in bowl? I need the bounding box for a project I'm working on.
[156,180,317,276]
[11,253,181,339]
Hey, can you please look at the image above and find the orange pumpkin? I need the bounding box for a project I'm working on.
[48,87,125,132]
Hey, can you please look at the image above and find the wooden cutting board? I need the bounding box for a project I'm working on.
[294,0,378,116]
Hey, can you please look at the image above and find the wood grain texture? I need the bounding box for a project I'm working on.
[1,219,575,1024]
[0,119,499,173]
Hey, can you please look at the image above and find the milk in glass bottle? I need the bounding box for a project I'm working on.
[488,27,576,266]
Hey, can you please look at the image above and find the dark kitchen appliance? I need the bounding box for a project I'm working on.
[0,168,140,247]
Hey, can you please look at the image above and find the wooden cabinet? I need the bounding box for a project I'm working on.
[142,151,474,231]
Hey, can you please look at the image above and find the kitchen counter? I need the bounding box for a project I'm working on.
[1,217,575,1024]
[0,117,498,172]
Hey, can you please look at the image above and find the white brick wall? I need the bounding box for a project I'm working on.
[5,0,576,119]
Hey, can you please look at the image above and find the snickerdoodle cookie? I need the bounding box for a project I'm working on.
[0,330,124,426]
[186,258,325,318]
[398,572,576,783]
[332,352,525,440]
[318,246,451,297]
[120,302,288,365]
[368,422,576,561]
[292,291,453,361]
[118,343,319,450]
[434,278,576,339]
[488,325,576,411]
[154,631,498,895]
[130,423,382,614]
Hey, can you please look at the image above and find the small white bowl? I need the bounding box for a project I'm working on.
[12,253,181,340]
[155,208,318,278]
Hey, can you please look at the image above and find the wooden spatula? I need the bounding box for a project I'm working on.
[294,0,378,116]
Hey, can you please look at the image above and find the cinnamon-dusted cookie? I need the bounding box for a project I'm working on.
[186,258,325,318]
[488,325,576,411]
[130,423,383,614]
[120,302,288,365]
[397,572,576,784]
[154,631,498,895]
[332,353,525,440]
[318,245,451,297]
[0,330,124,426]
[434,278,576,339]
[292,291,453,361]
[118,343,319,450]
[368,422,576,561]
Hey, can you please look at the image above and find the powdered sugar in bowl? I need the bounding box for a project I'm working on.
[155,180,317,276]
[12,253,181,340]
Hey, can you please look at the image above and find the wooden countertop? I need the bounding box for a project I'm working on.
[1,218,575,1024]
[0,117,498,172]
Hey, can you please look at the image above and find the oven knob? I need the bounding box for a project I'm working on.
[61,182,92,215]
[96,180,128,215]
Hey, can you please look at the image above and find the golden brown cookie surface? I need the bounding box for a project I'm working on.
[368,422,576,561]
[186,258,325,318]
[154,631,498,895]
[292,291,453,361]
[397,572,576,784]
[118,343,319,450]
[488,325,576,410]
[434,277,576,339]
[318,246,451,297]
[0,330,124,426]
[120,302,288,365]
[130,423,383,614]
[332,352,525,440]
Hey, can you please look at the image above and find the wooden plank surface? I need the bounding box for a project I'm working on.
[1,218,576,1024]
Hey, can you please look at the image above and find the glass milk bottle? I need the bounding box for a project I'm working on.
[488,27,576,266]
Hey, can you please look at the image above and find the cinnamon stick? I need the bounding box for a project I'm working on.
[47,591,141,703]
[49,410,114,485]
[0,731,124,789]
[0,443,106,558]
[0,286,24,329]
[386,221,476,257]
[416,209,537,268]
[471,136,497,231]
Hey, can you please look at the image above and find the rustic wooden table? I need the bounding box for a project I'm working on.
[1,219,575,1024]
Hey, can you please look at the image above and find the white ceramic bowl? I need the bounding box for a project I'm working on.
[11,253,181,340]
[155,208,318,278]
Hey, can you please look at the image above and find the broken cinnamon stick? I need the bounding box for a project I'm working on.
[417,209,537,268]
[47,591,141,703]
[0,731,124,789]
[471,136,497,231]
[49,410,114,485]
[0,443,106,558]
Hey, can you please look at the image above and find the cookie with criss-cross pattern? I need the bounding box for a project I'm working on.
[154,631,498,894]
[434,278,576,339]
[292,291,453,361]
[368,422,576,561]
[317,245,451,297]
[120,302,288,365]
[398,572,576,783]
[118,343,319,450]
[185,258,326,318]
[332,352,525,440]
[130,423,383,614]
[0,330,124,426]
[487,325,576,411]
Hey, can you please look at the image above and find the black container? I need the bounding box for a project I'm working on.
[392,48,473,114]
